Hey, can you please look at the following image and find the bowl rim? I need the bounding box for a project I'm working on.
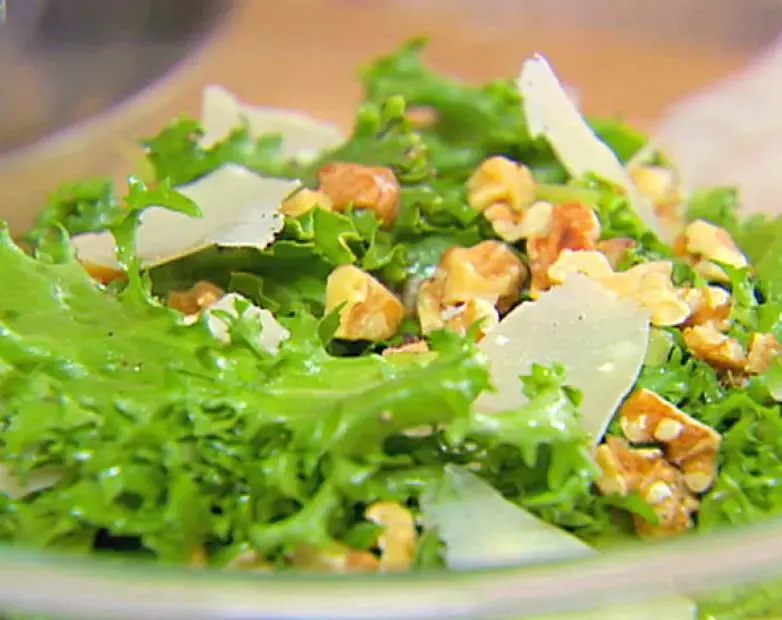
[0,1,238,173]
[0,514,780,618]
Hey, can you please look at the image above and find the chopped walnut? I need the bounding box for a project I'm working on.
[527,203,600,295]
[281,188,333,217]
[680,285,731,331]
[595,437,664,496]
[629,165,685,235]
[595,437,698,539]
[416,276,448,335]
[618,388,721,492]
[678,452,718,495]
[684,219,748,283]
[548,251,690,327]
[443,298,500,340]
[596,237,636,269]
[416,277,499,341]
[81,261,126,286]
[325,265,404,341]
[318,162,400,226]
[606,261,691,326]
[746,332,782,375]
[682,323,746,372]
[382,340,430,356]
[439,241,527,312]
[466,156,536,241]
[365,501,417,572]
[167,281,224,315]
[517,201,554,239]
[415,241,524,338]
[547,249,614,284]
[288,544,379,574]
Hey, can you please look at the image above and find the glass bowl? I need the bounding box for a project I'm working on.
[1,1,782,618]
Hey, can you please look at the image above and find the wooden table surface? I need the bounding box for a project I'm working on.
[1,0,771,232]
[198,1,758,127]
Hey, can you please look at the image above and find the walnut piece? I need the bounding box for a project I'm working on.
[682,323,746,372]
[365,501,417,572]
[527,203,600,295]
[439,241,527,312]
[81,261,126,286]
[416,276,499,341]
[167,281,224,315]
[442,298,500,339]
[281,188,333,217]
[680,285,732,331]
[517,201,554,239]
[325,265,404,341]
[288,544,379,574]
[596,237,636,268]
[415,241,525,339]
[466,156,536,241]
[547,250,690,326]
[416,276,448,335]
[684,219,748,283]
[746,332,782,375]
[618,388,721,493]
[629,165,685,236]
[595,437,698,539]
[318,162,400,226]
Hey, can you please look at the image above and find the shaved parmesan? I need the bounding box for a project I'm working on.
[517,56,667,240]
[183,293,290,354]
[73,164,299,269]
[0,464,63,500]
[201,85,344,160]
[422,466,695,619]
[476,274,649,445]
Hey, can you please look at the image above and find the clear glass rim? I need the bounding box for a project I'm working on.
[0,2,238,172]
[1,516,781,619]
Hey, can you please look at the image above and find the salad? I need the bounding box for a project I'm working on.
[3,40,782,618]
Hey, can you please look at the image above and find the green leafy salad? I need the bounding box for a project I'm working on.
[4,40,782,618]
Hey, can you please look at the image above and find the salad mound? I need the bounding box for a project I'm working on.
[3,40,782,617]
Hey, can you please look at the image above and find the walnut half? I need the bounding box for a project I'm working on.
[318,162,400,226]
[365,501,417,572]
[618,388,721,494]
[595,437,699,539]
[325,265,404,341]
[466,156,537,242]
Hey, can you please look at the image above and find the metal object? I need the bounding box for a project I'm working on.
[0,0,231,154]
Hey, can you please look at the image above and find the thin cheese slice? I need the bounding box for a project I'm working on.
[421,466,696,619]
[200,85,344,160]
[73,164,300,269]
[517,56,668,240]
[476,274,649,445]
[194,292,290,354]
[0,464,63,500]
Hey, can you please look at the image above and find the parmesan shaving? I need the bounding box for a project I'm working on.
[196,292,290,354]
[422,466,696,619]
[517,56,668,240]
[200,85,344,160]
[0,464,63,500]
[476,274,650,445]
[73,164,300,269]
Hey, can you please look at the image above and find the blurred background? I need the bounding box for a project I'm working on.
[1,0,782,231]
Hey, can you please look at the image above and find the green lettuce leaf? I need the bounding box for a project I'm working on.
[5,181,602,566]
[143,117,298,187]
[22,177,120,245]
[362,38,529,150]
